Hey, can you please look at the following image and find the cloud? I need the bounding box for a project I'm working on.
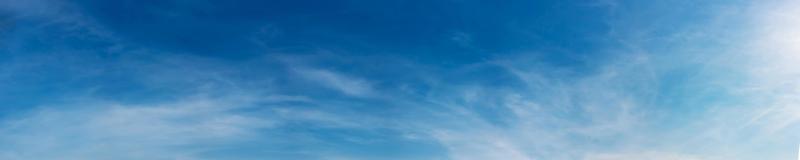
[0,96,273,160]
[391,52,663,160]
[737,0,800,134]
[292,67,375,97]
[584,151,704,160]
[432,130,533,160]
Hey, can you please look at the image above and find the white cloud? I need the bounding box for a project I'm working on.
[584,151,705,160]
[406,53,662,160]
[431,129,533,160]
[0,96,273,160]
[738,0,800,134]
[88,99,270,142]
[293,67,375,97]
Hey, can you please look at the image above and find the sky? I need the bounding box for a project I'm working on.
[0,0,799,159]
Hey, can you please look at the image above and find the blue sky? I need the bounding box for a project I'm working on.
[1,0,800,159]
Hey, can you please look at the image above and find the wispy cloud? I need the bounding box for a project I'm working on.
[412,53,660,160]
[0,96,272,160]
[584,151,704,160]
[292,67,376,97]
[738,0,800,134]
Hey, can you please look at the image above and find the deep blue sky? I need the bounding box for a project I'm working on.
[1,0,800,160]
